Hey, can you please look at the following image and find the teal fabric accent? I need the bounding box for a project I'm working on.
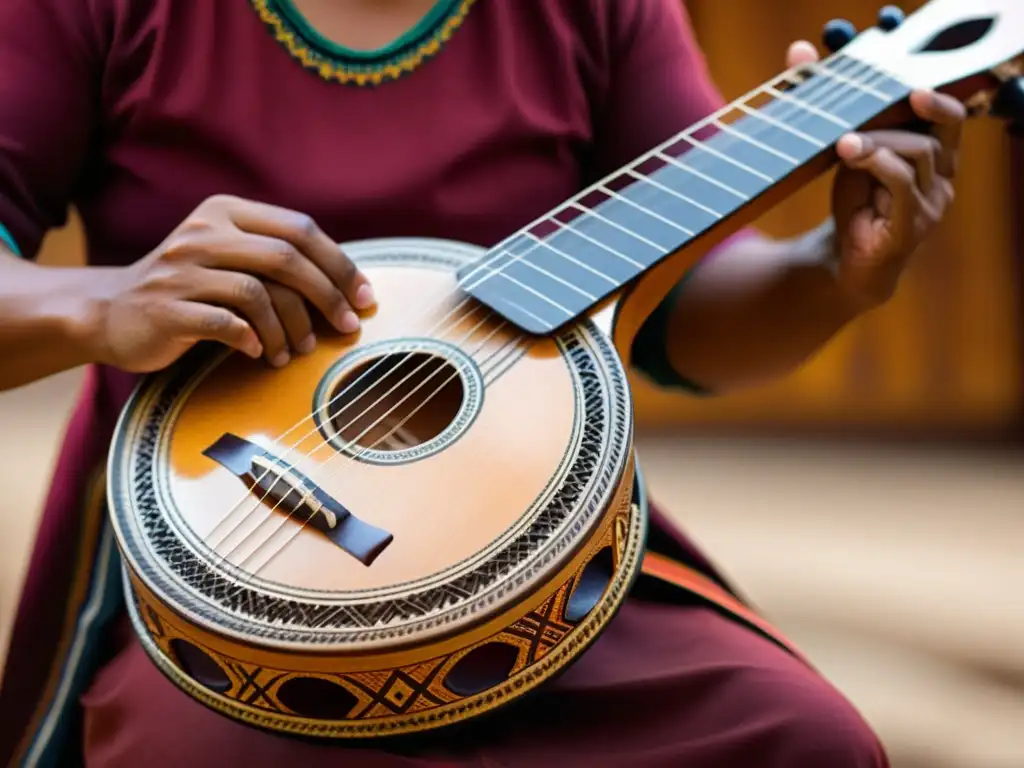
[254,0,474,86]
[272,0,461,60]
[23,521,125,768]
[0,222,21,257]
[629,270,711,396]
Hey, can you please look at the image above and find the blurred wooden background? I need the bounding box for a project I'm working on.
[630,0,1022,435]
[4,4,1023,767]
[36,1,1023,441]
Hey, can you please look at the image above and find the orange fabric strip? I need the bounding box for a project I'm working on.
[640,551,812,668]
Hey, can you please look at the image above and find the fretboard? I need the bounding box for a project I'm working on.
[459,54,910,335]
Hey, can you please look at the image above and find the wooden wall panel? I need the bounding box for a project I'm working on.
[628,0,1022,433]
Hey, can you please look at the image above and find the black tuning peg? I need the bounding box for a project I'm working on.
[877,5,905,32]
[822,19,858,53]
[991,78,1024,122]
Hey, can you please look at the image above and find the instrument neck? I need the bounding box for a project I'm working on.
[460,54,911,335]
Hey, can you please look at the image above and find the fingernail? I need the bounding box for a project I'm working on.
[338,310,360,334]
[297,334,316,354]
[354,284,376,309]
[838,133,865,160]
[271,350,290,368]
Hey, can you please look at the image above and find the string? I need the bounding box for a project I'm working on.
[236,59,896,578]
[209,56,902,593]
[198,53,853,555]
[217,310,507,564]
[209,53,901,584]
[209,54,897,581]
[215,53,895,584]
[249,328,520,576]
[203,299,489,549]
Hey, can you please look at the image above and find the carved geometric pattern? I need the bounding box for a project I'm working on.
[124,493,644,739]
[504,594,574,664]
[109,244,633,649]
[345,664,448,718]
[310,337,486,466]
[140,578,585,720]
[225,663,287,710]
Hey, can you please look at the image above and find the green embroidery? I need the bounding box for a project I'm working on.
[249,0,477,86]
[0,222,21,256]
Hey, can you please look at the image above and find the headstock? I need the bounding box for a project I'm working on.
[819,0,1024,125]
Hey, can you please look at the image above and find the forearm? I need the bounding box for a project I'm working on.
[0,248,112,391]
[663,221,862,393]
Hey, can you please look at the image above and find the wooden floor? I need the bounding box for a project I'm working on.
[2,369,1023,768]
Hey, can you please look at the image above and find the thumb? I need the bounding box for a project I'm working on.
[786,40,820,69]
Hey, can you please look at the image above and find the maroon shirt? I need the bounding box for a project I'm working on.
[0,1,889,766]
[0,0,726,262]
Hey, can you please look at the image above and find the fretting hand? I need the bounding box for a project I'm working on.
[92,195,376,373]
[786,40,966,311]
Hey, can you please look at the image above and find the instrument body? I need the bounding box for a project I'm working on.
[108,238,645,738]
[107,0,1024,740]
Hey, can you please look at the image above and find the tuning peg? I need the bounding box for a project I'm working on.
[822,19,858,53]
[877,5,905,32]
[991,78,1024,122]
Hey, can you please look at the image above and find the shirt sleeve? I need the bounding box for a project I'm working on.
[592,0,752,394]
[0,0,103,259]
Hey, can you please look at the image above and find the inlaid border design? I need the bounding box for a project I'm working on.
[107,239,634,650]
[310,336,484,466]
[123,497,644,739]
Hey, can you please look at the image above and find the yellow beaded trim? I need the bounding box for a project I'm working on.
[249,0,478,87]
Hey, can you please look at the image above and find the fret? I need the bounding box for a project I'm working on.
[823,56,905,101]
[573,198,688,245]
[718,115,823,169]
[765,86,853,129]
[643,158,747,216]
[742,76,845,139]
[594,185,697,245]
[546,209,663,267]
[773,63,860,125]
[704,122,798,179]
[716,120,801,163]
[492,269,573,321]
[814,66,891,102]
[736,104,827,149]
[492,234,628,298]
[516,254,597,301]
[626,168,725,219]
[463,58,912,335]
[521,229,620,287]
[819,56,910,118]
[653,153,748,201]
[613,168,721,231]
[492,252,597,312]
[674,138,775,190]
[491,290,566,331]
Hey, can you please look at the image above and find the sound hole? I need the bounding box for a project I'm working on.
[917,17,995,53]
[564,546,615,623]
[277,676,359,719]
[443,642,520,697]
[328,352,464,452]
[169,639,232,694]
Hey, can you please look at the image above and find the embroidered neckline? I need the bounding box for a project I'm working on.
[249,0,477,87]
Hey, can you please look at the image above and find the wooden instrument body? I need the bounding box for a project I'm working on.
[107,238,645,738]
[107,0,1024,738]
